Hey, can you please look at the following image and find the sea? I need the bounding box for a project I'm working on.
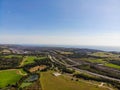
[23,44,120,52]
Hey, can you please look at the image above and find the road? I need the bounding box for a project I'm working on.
[72,67,120,82]
[48,54,120,83]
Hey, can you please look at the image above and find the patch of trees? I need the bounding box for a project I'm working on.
[0,57,23,69]
[73,73,120,89]
[52,61,75,74]
[0,48,3,51]
[6,74,41,90]
[20,80,41,90]
[66,53,88,58]
[23,58,52,72]
[74,73,104,82]
[66,52,108,59]
[109,60,120,66]
[62,68,75,74]
[76,64,120,79]
[52,61,66,69]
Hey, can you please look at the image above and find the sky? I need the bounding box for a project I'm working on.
[0,0,120,46]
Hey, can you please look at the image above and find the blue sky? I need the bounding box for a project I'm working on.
[0,0,120,46]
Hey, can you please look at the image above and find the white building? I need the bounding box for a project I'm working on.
[53,72,61,77]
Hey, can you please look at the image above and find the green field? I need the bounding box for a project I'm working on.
[86,58,120,70]
[91,52,119,58]
[2,55,22,58]
[0,70,22,88]
[40,71,109,90]
[105,63,120,70]
[20,82,32,88]
[19,69,27,75]
[22,56,46,66]
[87,59,106,64]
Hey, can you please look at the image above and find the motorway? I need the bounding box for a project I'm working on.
[48,54,120,83]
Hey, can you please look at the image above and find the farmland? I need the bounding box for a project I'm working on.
[40,71,110,90]
[105,63,120,70]
[20,82,32,88]
[21,56,47,66]
[0,69,22,88]
[0,45,119,90]
[3,55,23,58]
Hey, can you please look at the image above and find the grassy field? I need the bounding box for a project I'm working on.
[2,49,11,53]
[105,63,120,70]
[40,71,109,90]
[18,69,27,76]
[21,56,46,66]
[91,52,119,58]
[3,55,22,58]
[20,82,32,88]
[86,58,120,70]
[23,56,36,65]
[87,59,106,64]
[0,69,22,88]
[5,55,22,58]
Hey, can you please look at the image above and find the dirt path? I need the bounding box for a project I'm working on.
[99,82,104,87]
[98,83,114,90]
[19,56,28,67]
[16,70,27,76]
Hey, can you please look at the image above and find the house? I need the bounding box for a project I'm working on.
[53,72,61,77]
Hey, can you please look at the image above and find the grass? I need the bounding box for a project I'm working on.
[40,71,109,90]
[23,56,36,65]
[86,58,120,70]
[22,56,46,66]
[91,52,119,58]
[19,69,27,74]
[105,63,120,70]
[60,51,73,55]
[0,70,22,88]
[77,58,106,64]
[2,49,11,53]
[3,55,22,58]
[18,69,27,76]
[87,59,106,64]
[20,82,32,88]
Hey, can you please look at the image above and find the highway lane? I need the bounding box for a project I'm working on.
[48,54,120,82]
[72,67,120,82]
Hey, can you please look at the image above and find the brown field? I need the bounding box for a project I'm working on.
[29,65,47,72]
